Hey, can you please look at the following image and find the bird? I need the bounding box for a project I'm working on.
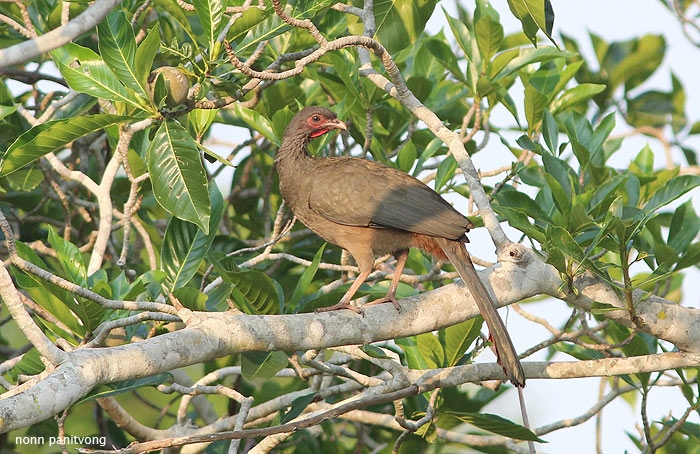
[275,106,525,387]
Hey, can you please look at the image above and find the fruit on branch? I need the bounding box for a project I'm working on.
[146,66,190,108]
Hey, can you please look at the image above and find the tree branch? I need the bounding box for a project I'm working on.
[3,243,700,432]
[0,0,122,69]
[79,352,700,453]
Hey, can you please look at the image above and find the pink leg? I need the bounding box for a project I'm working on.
[363,249,408,312]
[315,268,372,314]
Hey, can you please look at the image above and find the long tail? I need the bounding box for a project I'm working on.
[436,238,525,387]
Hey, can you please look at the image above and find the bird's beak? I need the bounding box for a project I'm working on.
[309,117,348,139]
[327,118,347,131]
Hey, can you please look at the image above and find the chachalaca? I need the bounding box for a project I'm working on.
[276,106,525,387]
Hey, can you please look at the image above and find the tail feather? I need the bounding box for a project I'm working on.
[436,238,525,387]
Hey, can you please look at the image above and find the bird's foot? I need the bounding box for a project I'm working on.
[315,300,364,315]
[363,294,401,312]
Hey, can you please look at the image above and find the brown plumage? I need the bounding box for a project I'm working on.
[276,106,525,386]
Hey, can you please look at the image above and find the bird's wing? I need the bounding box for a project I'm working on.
[307,157,470,240]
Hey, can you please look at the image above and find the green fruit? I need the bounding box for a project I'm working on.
[147,67,190,108]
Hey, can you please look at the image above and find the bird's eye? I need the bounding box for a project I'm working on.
[311,115,321,122]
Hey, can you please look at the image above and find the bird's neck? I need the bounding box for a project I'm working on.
[275,137,319,204]
[276,136,314,171]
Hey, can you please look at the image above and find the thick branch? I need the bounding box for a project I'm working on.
[71,352,700,453]
[0,0,122,69]
[4,244,700,432]
[0,224,695,435]
[565,274,700,353]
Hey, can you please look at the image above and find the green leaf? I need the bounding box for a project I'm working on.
[446,411,545,442]
[474,0,504,62]
[643,175,700,213]
[53,44,144,110]
[0,114,133,177]
[590,302,622,316]
[542,153,574,217]
[543,174,571,219]
[424,38,468,85]
[193,0,224,58]
[322,52,365,108]
[506,0,556,46]
[231,103,278,144]
[13,348,45,376]
[553,341,605,361]
[233,0,332,54]
[662,418,700,444]
[588,173,629,215]
[524,84,549,135]
[47,228,87,286]
[75,374,172,406]
[492,47,573,82]
[547,225,586,264]
[161,185,223,291]
[435,154,458,191]
[493,188,550,222]
[108,272,143,300]
[608,35,665,91]
[416,332,445,368]
[97,11,147,97]
[547,224,615,285]
[444,10,481,86]
[0,104,18,121]
[396,336,433,369]
[668,200,700,251]
[241,351,288,380]
[281,392,317,424]
[630,144,654,177]
[172,287,208,311]
[228,6,269,45]
[4,167,43,191]
[677,242,700,271]
[287,244,326,313]
[134,25,161,84]
[541,109,558,153]
[148,119,211,233]
[590,113,616,163]
[626,90,682,129]
[550,83,606,115]
[230,9,286,55]
[189,107,219,141]
[373,0,438,54]
[493,205,546,243]
[206,283,234,312]
[441,318,481,367]
[13,243,86,336]
[396,140,417,173]
[360,344,393,359]
[220,270,283,315]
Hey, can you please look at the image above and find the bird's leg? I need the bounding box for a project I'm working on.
[362,249,408,312]
[315,268,373,314]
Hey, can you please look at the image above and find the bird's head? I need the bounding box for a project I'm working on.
[286,106,347,141]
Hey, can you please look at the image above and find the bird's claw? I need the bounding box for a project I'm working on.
[363,294,401,312]
[316,294,401,315]
[315,301,364,315]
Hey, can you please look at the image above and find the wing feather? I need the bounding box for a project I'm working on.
[307,157,470,240]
